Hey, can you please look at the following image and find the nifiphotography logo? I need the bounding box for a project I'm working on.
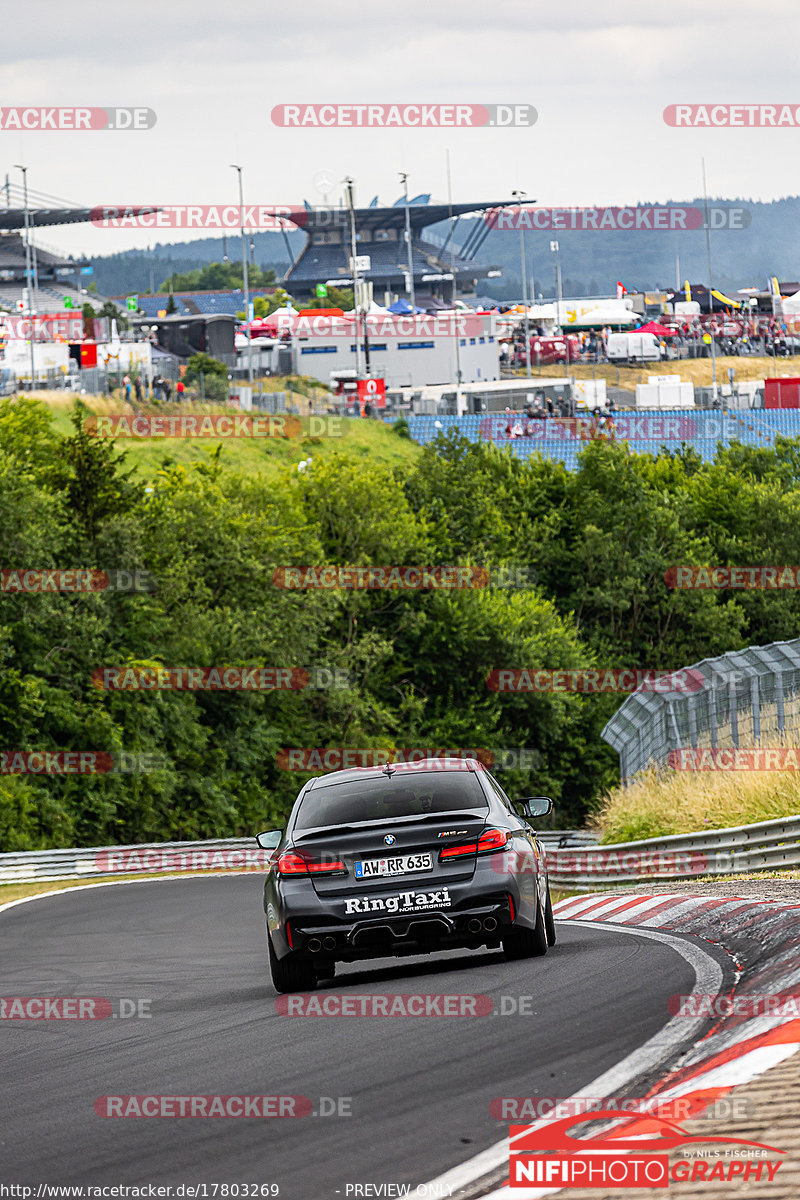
[509,1107,785,1188]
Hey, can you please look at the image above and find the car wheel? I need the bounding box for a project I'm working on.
[544,886,557,946]
[502,894,548,960]
[268,933,317,994]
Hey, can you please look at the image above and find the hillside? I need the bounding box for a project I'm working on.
[84,196,800,301]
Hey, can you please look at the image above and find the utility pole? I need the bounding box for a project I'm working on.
[702,158,718,404]
[344,177,366,388]
[14,164,35,390]
[512,189,531,378]
[399,171,416,309]
[231,164,253,384]
[446,150,463,413]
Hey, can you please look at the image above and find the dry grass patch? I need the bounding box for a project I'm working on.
[594,764,800,843]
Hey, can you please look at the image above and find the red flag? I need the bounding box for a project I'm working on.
[616,281,627,299]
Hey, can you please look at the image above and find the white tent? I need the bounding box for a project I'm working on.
[781,290,800,315]
[573,306,638,326]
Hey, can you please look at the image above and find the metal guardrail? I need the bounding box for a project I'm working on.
[0,818,796,889]
[546,814,800,890]
[0,837,269,886]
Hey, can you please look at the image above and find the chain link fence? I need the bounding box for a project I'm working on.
[602,639,800,780]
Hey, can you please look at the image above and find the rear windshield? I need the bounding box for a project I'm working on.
[293,771,489,831]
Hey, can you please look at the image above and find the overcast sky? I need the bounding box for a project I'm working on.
[3,0,799,258]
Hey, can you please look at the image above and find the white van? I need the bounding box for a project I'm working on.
[606,332,662,362]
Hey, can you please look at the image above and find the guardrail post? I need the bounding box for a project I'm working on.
[751,674,761,744]
[776,672,785,736]
[709,686,718,749]
[687,692,698,749]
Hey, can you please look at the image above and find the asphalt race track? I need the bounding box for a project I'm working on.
[1,877,715,1197]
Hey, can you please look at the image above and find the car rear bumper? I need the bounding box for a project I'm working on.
[269,892,516,962]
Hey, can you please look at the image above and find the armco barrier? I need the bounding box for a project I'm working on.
[546,814,800,890]
[0,837,270,885]
[0,831,596,885]
[0,818,796,888]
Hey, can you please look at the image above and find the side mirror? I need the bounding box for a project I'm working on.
[256,830,282,850]
[515,796,553,819]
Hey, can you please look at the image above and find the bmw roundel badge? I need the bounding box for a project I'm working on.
[384,834,396,845]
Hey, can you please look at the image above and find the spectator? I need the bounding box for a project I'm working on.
[163,378,172,402]
[133,376,143,403]
[123,374,132,403]
[176,380,185,398]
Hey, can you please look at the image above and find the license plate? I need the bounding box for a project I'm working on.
[354,853,433,879]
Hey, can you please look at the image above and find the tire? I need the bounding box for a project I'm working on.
[544,886,557,946]
[502,894,548,960]
[268,933,317,994]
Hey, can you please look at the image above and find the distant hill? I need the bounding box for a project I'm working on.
[86,232,305,297]
[84,197,800,301]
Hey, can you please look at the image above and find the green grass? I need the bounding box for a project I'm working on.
[33,394,422,482]
[594,762,800,843]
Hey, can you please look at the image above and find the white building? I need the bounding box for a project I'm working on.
[285,312,500,389]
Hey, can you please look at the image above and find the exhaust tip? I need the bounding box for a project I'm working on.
[467,917,483,934]
[306,937,322,953]
[483,916,498,932]
[322,935,336,951]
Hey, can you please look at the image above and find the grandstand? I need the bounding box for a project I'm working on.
[124,289,277,319]
[281,200,512,300]
[406,408,797,469]
[0,185,152,312]
[0,232,97,312]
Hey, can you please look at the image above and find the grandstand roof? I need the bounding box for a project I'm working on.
[284,200,518,234]
[0,205,154,231]
[284,200,514,290]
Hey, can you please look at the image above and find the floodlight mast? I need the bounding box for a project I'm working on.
[14,164,36,390]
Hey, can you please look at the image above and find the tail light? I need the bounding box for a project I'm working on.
[275,851,346,876]
[440,828,509,861]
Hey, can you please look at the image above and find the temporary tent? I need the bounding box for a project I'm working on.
[572,307,638,327]
[635,321,677,337]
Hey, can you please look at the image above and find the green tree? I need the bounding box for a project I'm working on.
[49,406,143,544]
[305,286,354,310]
